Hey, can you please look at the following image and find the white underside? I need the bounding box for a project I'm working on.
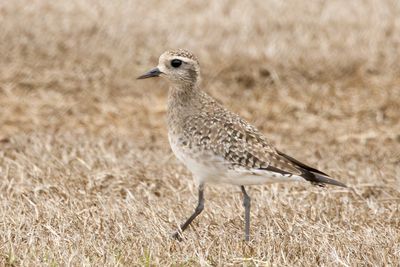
[183,155,303,185]
[169,135,304,185]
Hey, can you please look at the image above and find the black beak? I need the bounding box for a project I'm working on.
[137,67,162,79]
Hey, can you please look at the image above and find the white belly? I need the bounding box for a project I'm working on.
[168,133,304,185]
[168,133,223,183]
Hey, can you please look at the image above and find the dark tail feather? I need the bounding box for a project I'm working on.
[276,150,347,187]
[306,171,347,187]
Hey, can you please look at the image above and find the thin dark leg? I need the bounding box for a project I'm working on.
[241,186,251,241]
[173,183,205,240]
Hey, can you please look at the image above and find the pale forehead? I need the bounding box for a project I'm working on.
[161,49,199,64]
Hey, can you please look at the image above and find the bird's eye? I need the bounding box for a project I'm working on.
[171,59,182,68]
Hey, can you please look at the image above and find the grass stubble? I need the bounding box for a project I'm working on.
[0,0,399,265]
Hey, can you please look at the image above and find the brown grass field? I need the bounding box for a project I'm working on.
[1,0,400,266]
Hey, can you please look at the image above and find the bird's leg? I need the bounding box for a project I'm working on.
[173,183,204,240]
[241,186,251,241]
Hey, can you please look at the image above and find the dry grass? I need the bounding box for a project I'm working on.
[0,0,400,265]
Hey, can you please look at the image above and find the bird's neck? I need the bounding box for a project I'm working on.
[167,83,201,131]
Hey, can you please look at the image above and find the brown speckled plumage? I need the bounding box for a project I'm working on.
[166,49,199,64]
[138,49,346,241]
[158,49,344,186]
[136,49,348,188]
[169,89,301,174]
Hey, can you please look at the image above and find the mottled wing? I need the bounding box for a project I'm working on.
[182,110,302,176]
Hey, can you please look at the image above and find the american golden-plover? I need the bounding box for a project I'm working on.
[138,49,346,241]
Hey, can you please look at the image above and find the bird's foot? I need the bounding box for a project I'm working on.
[172,231,184,241]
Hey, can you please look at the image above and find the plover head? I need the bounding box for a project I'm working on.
[138,49,200,86]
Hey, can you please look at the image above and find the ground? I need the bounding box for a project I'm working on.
[0,0,399,266]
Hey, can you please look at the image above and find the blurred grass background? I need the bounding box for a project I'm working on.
[0,0,399,265]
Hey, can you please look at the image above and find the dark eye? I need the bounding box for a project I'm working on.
[171,59,182,68]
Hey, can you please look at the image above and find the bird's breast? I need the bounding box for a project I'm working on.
[168,132,226,181]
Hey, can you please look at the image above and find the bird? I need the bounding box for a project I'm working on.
[137,49,346,241]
